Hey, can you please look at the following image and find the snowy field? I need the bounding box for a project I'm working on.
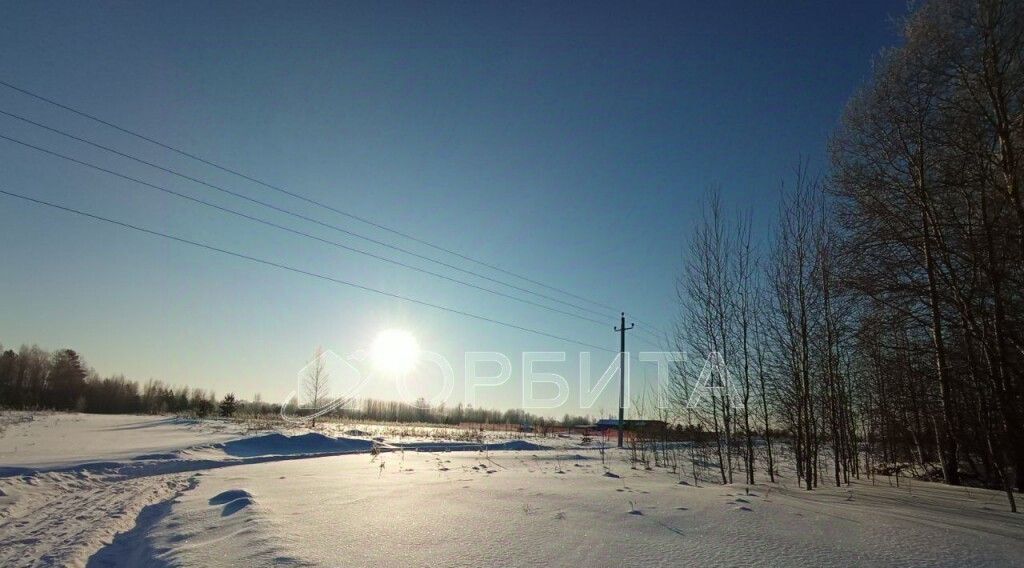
[1,412,1022,567]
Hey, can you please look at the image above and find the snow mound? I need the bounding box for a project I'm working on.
[209,489,253,505]
[212,433,374,458]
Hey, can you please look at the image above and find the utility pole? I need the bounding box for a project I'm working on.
[616,312,634,448]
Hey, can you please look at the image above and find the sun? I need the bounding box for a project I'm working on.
[369,329,420,375]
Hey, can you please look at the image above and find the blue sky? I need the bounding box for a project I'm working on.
[0,1,907,416]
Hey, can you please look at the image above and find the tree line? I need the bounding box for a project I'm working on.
[672,0,1022,511]
[0,343,229,416]
[289,394,591,428]
[0,342,592,428]
[295,346,593,428]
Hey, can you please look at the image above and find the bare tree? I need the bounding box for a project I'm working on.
[767,165,824,490]
[673,188,737,485]
[303,346,330,428]
[733,210,757,485]
[829,0,1023,510]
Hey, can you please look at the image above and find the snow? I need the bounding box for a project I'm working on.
[118,453,1024,567]
[2,412,1022,567]
[0,413,245,470]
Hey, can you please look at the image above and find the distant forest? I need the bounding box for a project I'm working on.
[0,343,231,416]
[0,342,592,427]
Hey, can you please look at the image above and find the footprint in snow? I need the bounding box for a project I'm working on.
[209,489,256,516]
[221,497,255,516]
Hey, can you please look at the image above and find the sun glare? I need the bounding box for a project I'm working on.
[369,329,420,375]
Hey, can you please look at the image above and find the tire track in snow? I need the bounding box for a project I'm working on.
[0,473,196,568]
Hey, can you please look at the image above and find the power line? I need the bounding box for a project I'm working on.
[0,79,629,316]
[0,187,616,353]
[0,129,612,327]
[0,80,675,340]
[625,317,668,342]
[0,128,620,323]
[634,320,671,344]
[625,320,665,345]
[0,124,671,346]
[0,85,675,340]
[630,332,669,351]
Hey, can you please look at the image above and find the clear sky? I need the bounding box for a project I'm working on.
[0,1,907,417]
